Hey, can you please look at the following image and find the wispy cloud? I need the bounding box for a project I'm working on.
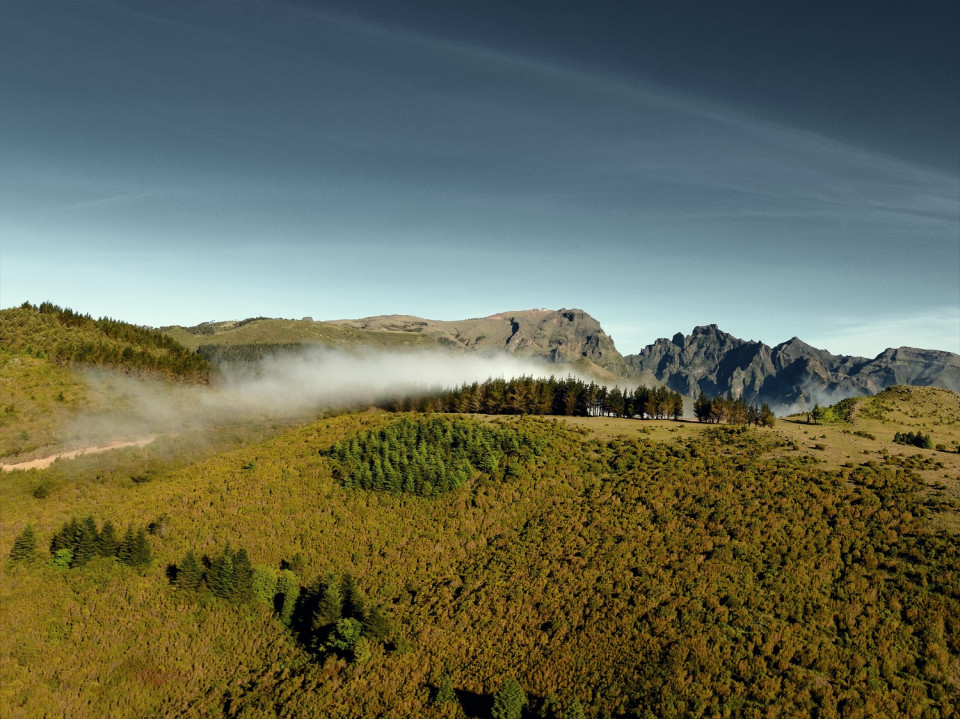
[805,308,960,357]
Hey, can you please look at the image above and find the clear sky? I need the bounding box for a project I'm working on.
[2,0,958,357]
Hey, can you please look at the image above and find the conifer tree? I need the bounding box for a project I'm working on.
[117,525,136,564]
[351,635,371,665]
[361,603,391,641]
[314,573,344,628]
[209,545,235,599]
[97,519,120,557]
[10,524,37,562]
[231,548,254,603]
[70,516,99,568]
[51,517,79,555]
[130,526,152,566]
[277,569,300,627]
[177,549,204,591]
[341,572,364,620]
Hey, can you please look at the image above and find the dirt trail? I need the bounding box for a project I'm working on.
[0,437,157,472]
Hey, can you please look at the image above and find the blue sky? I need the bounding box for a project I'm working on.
[2,0,958,357]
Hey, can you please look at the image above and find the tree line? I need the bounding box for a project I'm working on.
[4,302,209,379]
[379,375,686,420]
[10,516,152,568]
[693,391,775,426]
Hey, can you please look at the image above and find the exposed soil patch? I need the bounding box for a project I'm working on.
[0,437,156,472]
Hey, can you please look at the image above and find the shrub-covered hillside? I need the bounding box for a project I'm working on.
[0,302,208,380]
[2,412,957,717]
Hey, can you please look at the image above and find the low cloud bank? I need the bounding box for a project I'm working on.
[66,348,585,446]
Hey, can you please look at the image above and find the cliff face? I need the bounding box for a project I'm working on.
[625,325,960,410]
[330,308,631,375]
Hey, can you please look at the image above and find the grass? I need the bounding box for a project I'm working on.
[163,318,437,352]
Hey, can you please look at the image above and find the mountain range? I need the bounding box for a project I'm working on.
[166,308,959,411]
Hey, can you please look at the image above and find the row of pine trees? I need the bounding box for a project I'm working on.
[381,375,686,420]
[10,516,152,568]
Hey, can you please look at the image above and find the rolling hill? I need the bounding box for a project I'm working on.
[1,304,959,716]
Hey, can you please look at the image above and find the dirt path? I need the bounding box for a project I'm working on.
[0,437,157,472]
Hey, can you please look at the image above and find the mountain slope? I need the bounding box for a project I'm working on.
[329,308,631,376]
[626,324,960,410]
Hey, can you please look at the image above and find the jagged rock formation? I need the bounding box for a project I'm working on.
[163,310,958,409]
[330,308,631,376]
[625,325,960,411]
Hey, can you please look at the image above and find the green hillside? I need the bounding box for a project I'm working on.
[0,303,210,459]
[0,303,208,380]
[2,401,958,717]
[163,317,437,358]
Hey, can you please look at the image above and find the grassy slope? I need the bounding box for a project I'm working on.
[0,305,209,459]
[1,400,958,717]
[163,318,437,352]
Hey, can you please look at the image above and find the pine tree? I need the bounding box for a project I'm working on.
[177,549,204,591]
[10,524,37,562]
[209,545,235,599]
[117,525,136,564]
[97,519,120,557]
[351,635,371,665]
[130,526,152,566]
[341,572,364,620]
[277,569,300,627]
[70,516,99,568]
[361,603,391,641]
[314,573,344,628]
[492,677,527,719]
[231,548,254,603]
[51,517,79,555]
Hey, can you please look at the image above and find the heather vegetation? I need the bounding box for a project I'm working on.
[2,406,958,717]
[0,302,208,380]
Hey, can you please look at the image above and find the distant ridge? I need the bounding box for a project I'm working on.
[625,324,960,411]
[159,309,959,410]
[329,308,630,377]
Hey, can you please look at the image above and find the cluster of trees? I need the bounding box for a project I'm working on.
[432,674,585,719]
[381,376,685,420]
[693,391,775,426]
[893,430,933,449]
[3,302,208,379]
[174,544,394,665]
[10,516,152,568]
[328,416,543,495]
